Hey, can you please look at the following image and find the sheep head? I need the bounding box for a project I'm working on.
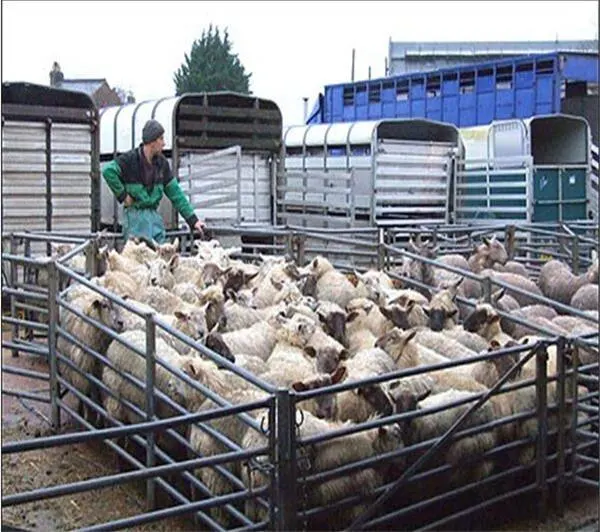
[292,366,347,419]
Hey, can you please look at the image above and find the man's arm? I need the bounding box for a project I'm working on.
[102,160,128,203]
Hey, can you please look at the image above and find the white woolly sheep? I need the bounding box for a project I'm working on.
[570,284,599,311]
[480,269,543,307]
[537,259,597,305]
[241,409,404,530]
[301,256,360,309]
[467,235,508,273]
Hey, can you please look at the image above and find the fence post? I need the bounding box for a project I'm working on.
[9,234,20,358]
[85,238,99,279]
[47,260,61,431]
[571,237,580,275]
[482,276,493,303]
[568,343,580,482]
[535,342,549,522]
[505,225,516,260]
[296,234,306,267]
[145,312,157,511]
[555,336,567,516]
[377,228,386,271]
[274,389,297,531]
[285,232,295,262]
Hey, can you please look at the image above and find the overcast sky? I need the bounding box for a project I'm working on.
[2,1,598,126]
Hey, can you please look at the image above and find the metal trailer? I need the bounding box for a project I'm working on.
[455,114,592,224]
[1,82,101,251]
[99,92,282,233]
[1,224,598,531]
[280,119,462,232]
[307,52,599,133]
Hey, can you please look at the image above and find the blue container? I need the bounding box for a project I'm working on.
[308,52,598,130]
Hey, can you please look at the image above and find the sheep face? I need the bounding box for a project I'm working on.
[356,385,393,417]
[463,304,500,337]
[157,238,179,261]
[317,307,347,346]
[292,366,347,419]
[375,328,417,363]
[380,301,415,330]
[147,257,176,289]
[277,314,317,348]
[305,345,348,375]
[90,298,125,334]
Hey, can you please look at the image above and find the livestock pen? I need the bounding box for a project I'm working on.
[1,223,598,530]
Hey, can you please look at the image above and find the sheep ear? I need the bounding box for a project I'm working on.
[174,310,189,321]
[491,288,505,303]
[392,278,404,289]
[181,359,198,377]
[489,339,501,349]
[304,346,317,358]
[168,254,179,271]
[404,329,417,344]
[270,277,284,291]
[380,306,393,321]
[417,388,432,402]
[483,237,491,247]
[172,237,179,249]
[339,349,350,361]
[292,381,308,392]
[346,311,359,323]
[331,365,347,384]
[448,308,458,318]
[406,299,416,312]
[422,305,430,316]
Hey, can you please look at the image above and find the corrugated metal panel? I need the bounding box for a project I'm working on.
[2,122,48,232]
[179,152,272,224]
[1,120,93,235]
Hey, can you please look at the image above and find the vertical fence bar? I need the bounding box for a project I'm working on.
[506,224,516,260]
[555,336,567,516]
[571,236,580,274]
[274,389,297,531]
[236,145,242,225]
[145,312,157,511]
[47,260,61,430]
[535,343,549,522]
[377,228,386,271]
[9,235,20,358]
[85,239,98,280]
[297,234,306,267]
[569,343,580,481]
[482,275,493,303]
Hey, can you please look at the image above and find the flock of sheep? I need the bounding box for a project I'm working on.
[52,232,598,528]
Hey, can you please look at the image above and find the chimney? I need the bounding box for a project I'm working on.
[49,61,64,87]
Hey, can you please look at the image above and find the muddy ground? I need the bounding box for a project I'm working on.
[2,327,598,531]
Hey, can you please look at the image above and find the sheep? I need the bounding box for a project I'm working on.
[315,300,347,345]
[463,303,514,347]
[391,388,498,486]
[441,325,491,353]
[433,253,471,287]
[346,298,394,338]
[97,270,140,298]
[570,284,599,311]
[509,304,561,340]
[103,330,229,462]
[412,328,477,361]
[467,235,508,273]
[493,260,530,279]
[120,238,159,264]
[423,280,462,331]
[136,286,191,315]
[380,299,429,330]
[220,298,280,332]
[551,315,598,335]
[488,288,520,337]
[301,256,360,309]
[352,269,395,302]
[172,282,204,306]
[480,269,543,307]
[188,386,270,527]
[375,328,448,370]
[205,317,280,362]
[250,261,305,308]
[537,258,597,305]
[395,236,437,299]
[344,306,379,356]
[241,409,404,530]
[325,347,398,423]
[57,295,125,421]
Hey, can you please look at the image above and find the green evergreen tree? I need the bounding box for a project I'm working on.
[174,25,251,95]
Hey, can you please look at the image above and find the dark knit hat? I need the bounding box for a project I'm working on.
[142,119,165,144]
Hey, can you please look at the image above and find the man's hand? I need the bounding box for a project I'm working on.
[193,220,206,234]
[124,194,134,207]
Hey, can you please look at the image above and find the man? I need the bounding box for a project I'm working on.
[102,119,205,243]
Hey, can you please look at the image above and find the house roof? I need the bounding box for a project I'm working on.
[56,79,106,95]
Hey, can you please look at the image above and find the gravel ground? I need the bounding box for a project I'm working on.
[2,328,598,531]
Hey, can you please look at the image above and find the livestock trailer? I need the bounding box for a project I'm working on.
[1,82,101,245]
[279,119,463,229]
[455,114,593,224]
[99,92,282,232]
[307,52,599,138]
